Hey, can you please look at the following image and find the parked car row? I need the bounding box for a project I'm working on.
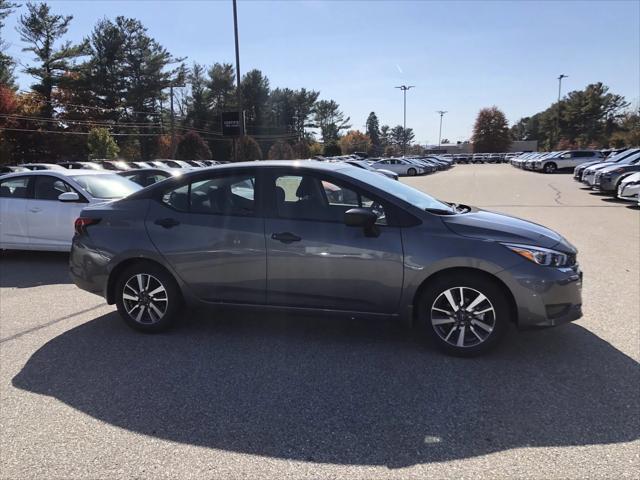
[510,150,605,173]
[573,148,640,205]
[368,155,456,176]
[508,148,640,205]
[452,152,519,164]
[0,158,221,177]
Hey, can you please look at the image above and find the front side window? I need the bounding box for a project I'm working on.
[273,174,386,224]
[34,176,73,200]
[0,176,30,198]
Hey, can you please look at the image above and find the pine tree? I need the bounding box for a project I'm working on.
[18,2,87,118]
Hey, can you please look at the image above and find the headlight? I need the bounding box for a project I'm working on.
[502,243,572,267]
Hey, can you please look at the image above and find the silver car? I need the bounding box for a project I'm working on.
[70,161,583,356]
[370,158,425,176]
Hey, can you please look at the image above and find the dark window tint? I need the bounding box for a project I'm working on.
[190,174,255,215]
[161,173,255,216]
[274,174,386,224]
[34,176,72,200]
[0,176,30,198]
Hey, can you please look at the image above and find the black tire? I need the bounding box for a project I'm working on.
[115,261,183,333]
[407,167,417,176]
[543,162,557,174]
[417,272,510,356]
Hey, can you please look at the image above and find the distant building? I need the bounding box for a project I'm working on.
[425,140,538,154]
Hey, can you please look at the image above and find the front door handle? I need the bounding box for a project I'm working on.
[29,207,42,213]
[271,232,301,244]
[154,218,180,229]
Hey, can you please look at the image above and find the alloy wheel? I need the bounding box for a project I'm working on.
[122,273,169,324]
[544,163,556,173]
[430,286,496,348]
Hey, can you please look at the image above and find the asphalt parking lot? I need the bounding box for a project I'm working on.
[1,164,638,479]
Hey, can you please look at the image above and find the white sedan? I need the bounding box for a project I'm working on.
[370,158,425,176]
[0,169,141,251]
[617,172,640,205]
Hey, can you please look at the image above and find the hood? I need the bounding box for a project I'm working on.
[441,209,574,251]
[585,161,614,172]
[577,160,604,170]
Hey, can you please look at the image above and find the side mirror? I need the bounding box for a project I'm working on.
[344,208,379,237]
[58,191,80,202]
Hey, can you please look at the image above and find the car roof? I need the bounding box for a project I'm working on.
[0,169,116,180]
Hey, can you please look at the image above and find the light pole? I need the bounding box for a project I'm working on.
[556,74,568,147]
[436,110,447,148]
[232,0,243,161]
[395,85,414,156]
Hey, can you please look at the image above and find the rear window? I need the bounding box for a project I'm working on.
[71,174,141,199]
[0,176,30,198]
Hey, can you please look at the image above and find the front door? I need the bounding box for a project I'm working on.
[145,170,266,304]
[26,175,86,249]
[265,171,404,313]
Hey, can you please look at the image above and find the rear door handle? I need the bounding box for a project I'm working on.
[29,207,42,213]
[271,232,301,244]
[154,218,180,229]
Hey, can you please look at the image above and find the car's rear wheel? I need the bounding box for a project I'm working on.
[543,162,557,174]
[418,273,509,356]
[407,167,417,176]
[115,262,182,332]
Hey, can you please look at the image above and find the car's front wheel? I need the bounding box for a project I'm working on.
[407,167,417,176]
[115,262,182,332]
[418,273,509,356]
[543,162,557,174]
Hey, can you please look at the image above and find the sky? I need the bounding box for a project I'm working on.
[3,0,639,144]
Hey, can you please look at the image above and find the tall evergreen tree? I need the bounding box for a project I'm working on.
[311,99,350,143]
[185,62,209,130]
[18,2,87,118]
[0,0,19,87]
[241,69,270,132]
[365,111,380,153]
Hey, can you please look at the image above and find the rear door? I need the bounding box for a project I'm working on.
[145,169,266,304]
[264,169,404,313]
[26,175,88,248]
[0,176,31,247]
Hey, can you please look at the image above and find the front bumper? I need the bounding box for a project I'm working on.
[597,175,618,192]
[496,260,583,329]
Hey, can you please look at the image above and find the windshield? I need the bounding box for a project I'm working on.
[339,167,455,213]
[71,174,142,199]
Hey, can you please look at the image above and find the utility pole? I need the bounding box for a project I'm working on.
[436,110,447,148]
[395,85,414,156]
[232,0,244,162]
[556,74,568,147]
[170,85,175,158]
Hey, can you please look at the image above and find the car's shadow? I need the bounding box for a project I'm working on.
[0,250,71,288]
[12,311,639,467]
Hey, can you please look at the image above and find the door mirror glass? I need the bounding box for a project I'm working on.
[58,191,80,202]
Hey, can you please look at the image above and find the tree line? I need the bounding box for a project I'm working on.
[0,1,421,163]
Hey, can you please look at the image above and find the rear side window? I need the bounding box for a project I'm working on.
[161,173,256,216]
[0,176,30,198]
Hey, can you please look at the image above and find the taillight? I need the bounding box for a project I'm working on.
[74,217,100,235]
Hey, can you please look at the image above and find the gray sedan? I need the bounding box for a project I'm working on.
[70,161,582,356]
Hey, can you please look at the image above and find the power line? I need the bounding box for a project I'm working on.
[0,113,163,129]
[0,127,162,136]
